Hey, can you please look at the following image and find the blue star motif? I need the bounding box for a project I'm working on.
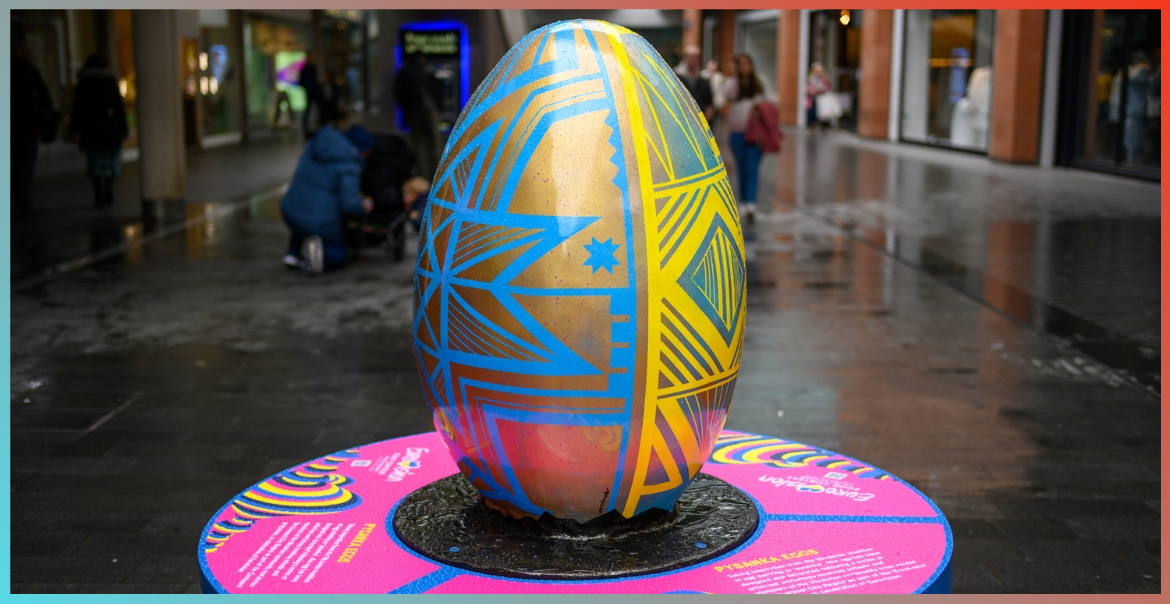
[582,238,621,274]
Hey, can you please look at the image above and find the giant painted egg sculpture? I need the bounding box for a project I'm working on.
[413,20,746,522]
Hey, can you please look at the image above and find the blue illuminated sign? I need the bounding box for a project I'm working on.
[396,21,470,133]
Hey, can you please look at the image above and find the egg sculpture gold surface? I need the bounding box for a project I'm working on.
[414,20,746,522]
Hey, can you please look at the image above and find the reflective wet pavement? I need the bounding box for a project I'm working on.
[756,132,1160,394]
[12,133,306,287]
[9,130,1160,593]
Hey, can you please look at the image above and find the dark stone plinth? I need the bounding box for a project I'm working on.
[392,473,759,580]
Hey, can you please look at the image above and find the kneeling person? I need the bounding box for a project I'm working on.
[281,124,375,273]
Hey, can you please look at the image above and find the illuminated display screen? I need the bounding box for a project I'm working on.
[275,50,307,112]
[403,30,459,56]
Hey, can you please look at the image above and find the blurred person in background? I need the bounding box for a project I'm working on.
[280,123,375,274]
[298,51,322,138]
[11,41,58,214]
[704,59,727,126]
[320,70,344,128]
[395,52,442,180]
[726,53,766,221]
[806,62,832,134]
[403,176,431,233]
[710,57,736,180]
[69,54,129,209]
[356,131,417,261]
[677,45,715,124]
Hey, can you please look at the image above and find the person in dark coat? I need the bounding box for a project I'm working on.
[358,131,416,260]
[298,52,322,138]
[319,69,343,128]
[11,41,57,213]
[678,45,715,124]
[280,124,375,274]
[394,53,442,179]
[69,54,129,209]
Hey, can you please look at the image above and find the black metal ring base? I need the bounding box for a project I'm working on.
[392,472,759,581]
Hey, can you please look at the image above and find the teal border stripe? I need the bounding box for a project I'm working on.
[2,6,14,598]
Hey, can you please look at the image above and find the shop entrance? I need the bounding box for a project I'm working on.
[807,9,862,132]
[1057,10,1160,180]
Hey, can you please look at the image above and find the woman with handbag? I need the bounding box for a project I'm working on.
[806,62,832,134]
[726,53,766,221]
[69,54,128,209]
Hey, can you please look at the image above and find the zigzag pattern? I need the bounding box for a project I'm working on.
[618,36,745,518]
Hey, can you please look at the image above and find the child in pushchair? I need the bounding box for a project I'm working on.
[346,131,417,261]
[403,176,430,233]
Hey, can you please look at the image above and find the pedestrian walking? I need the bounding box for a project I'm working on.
[11,41,59,214]
[704,59,727,127]
[806,62,832,134]
[69,54,129,209]
[394,52,442,180]
[298,52,322,138]
[280,123,376,274]
[320,69,344,129]
[726,53,767,222]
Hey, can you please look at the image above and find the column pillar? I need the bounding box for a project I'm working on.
[378,10,404,132]
[233,10,249,142]
[133,10,187,219]
[989,9,1047,164]
[717,10,735,74]
[682,9,702,51]
[776,9,801,125]
[858,10,893,139]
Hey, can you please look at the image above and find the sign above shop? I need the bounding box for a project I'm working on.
[403,30,459,56]
[396,21,470,133]
[323,9,361,24]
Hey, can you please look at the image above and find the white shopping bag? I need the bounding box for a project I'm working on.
[815,93,844,122]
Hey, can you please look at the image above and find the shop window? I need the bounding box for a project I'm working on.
[1066,10,1160,176]
[199,9,241,139]
[900,9,995,152]
[740,17,778,97]
[245,14,312,134]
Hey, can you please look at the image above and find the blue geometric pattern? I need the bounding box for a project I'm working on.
[413,22,639,520]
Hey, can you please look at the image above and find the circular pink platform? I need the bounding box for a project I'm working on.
[199,430,952,594]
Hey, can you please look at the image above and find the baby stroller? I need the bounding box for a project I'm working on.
[347,131,416,261]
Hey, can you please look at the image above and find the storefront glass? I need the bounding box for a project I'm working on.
[244,13,312,134]
[112,10,138,148]
[1070,10,1160,175]
[320,10,368,117]
[740,15,778,97]
[198,10,241,138]
[900,9,995,151]
[17,10,70,112]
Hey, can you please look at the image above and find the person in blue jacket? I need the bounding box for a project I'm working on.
[281,124,375,273]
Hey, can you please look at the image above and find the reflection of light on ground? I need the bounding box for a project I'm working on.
[204,204,218,243]
[123,222,144,264]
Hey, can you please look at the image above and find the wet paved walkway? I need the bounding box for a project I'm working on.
[755,132,1161,393]
[9,130,1160,593]
[12,133,307,287]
